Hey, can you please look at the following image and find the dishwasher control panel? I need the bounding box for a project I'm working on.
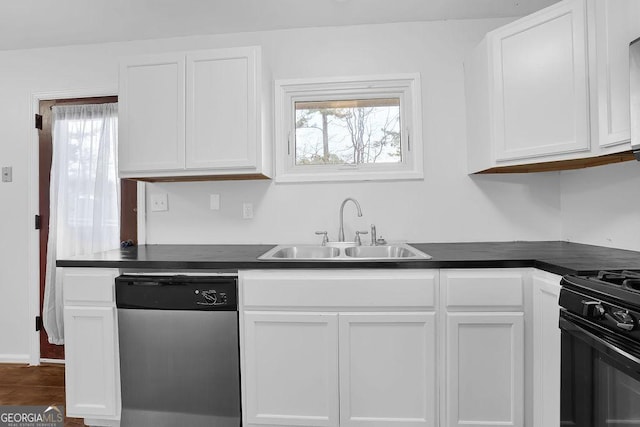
[115,275,238,311]
[194,288,229,306]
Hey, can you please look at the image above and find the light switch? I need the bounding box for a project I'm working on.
[210,194,221,210]
[150,193,168,212]
[2,166,12,182]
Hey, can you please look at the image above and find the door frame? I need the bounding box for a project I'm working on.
[27,87,147,365]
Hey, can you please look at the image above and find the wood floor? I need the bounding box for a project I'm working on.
[0,363,85,426]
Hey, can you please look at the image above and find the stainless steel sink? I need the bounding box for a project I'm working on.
[258,243,431,261]
[344,245,420,258]
[266,246,340,259]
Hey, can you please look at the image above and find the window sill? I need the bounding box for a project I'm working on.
[274,169,424,183]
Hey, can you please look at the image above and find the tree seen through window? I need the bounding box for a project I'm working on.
[294,98,401,166]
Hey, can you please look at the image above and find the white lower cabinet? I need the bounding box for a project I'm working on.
[240,270,438,427]
[445,313,524,427]
[532,271,562,427]
[440,269,526,427]
[64,306,119,418]
[60,266,559,427]
[62,268,121,425]
[243,312,340,427]
[338,313,436,427]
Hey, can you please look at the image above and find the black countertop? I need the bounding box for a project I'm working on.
[55,241,640,276]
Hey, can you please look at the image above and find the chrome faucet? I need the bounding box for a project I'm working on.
[338,197,363,242]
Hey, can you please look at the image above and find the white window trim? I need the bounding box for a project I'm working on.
[274,74,423,183]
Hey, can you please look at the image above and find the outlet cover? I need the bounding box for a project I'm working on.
[150,193,168,212]
[210,194,221,210]
[1,166,12,183]
[242,202,254,219]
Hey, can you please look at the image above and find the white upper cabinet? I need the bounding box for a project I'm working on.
[466,0,639,173]
[491,0,589,163]
[593,0,640,149]
[186,48,258,170]
[119,46,269,180]
[119,53,186,173]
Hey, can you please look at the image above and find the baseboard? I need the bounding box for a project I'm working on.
[0,354,30,364]
[84,418,120,427]
[40,358,65,365]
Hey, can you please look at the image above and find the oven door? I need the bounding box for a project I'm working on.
[560,310,640,426]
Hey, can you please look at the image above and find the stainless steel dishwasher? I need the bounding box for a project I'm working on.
[115,274,240,427]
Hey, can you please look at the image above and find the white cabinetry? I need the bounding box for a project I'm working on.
[118,53,185,173]
[243,311,340,427]
[440,269,526,427]
[532,270,562,427]
[239,270,438,427]
[119,46,269,180]
[338,313,436,427]
[466,0,640,173]
[593,0,640,149]
[491,0,589,163]
[466,0,589,173]
[62,268,121,425]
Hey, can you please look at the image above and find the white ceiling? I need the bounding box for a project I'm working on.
[0,0,560,51]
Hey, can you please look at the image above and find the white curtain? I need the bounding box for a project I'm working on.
[43,103,120,344]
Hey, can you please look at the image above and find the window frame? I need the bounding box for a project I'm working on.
[274,74,423,183]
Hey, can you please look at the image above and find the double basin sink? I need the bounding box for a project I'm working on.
[259,242,431,261]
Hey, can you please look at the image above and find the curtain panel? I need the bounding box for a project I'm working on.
[43,103,120,344]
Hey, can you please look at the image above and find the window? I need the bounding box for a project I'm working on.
[275,74,423,182]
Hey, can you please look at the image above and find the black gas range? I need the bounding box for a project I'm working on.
[559,270,640,426]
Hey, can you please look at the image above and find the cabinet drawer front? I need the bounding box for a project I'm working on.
[442,270,524,309]
[63,268,119,305]
[241,270,437,309]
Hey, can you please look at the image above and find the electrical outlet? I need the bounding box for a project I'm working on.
[242,202,254,219]
[210,194,221,210]
[150,193,168,212]
[1,166,12,183]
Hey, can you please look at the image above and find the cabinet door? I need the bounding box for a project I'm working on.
[119,53,185,173]
[186,47,259,170]
[594,0,640,148]
[338,313,436,427]
[243,311,339,427]
[532,273,562,427]
[445,313,524,427]
[64,306,119,418]
[490,0,589,161]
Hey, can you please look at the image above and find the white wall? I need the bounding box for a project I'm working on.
[144,21,562,245]
[560,161,640,251]
[0,19,563,360]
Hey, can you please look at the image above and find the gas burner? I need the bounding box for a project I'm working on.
[595,270,640,293]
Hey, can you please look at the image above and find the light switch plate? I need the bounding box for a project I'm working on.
[150,193,168,212]
[2,166,12,182]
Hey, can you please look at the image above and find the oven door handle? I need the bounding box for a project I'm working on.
[560,315,640,367]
